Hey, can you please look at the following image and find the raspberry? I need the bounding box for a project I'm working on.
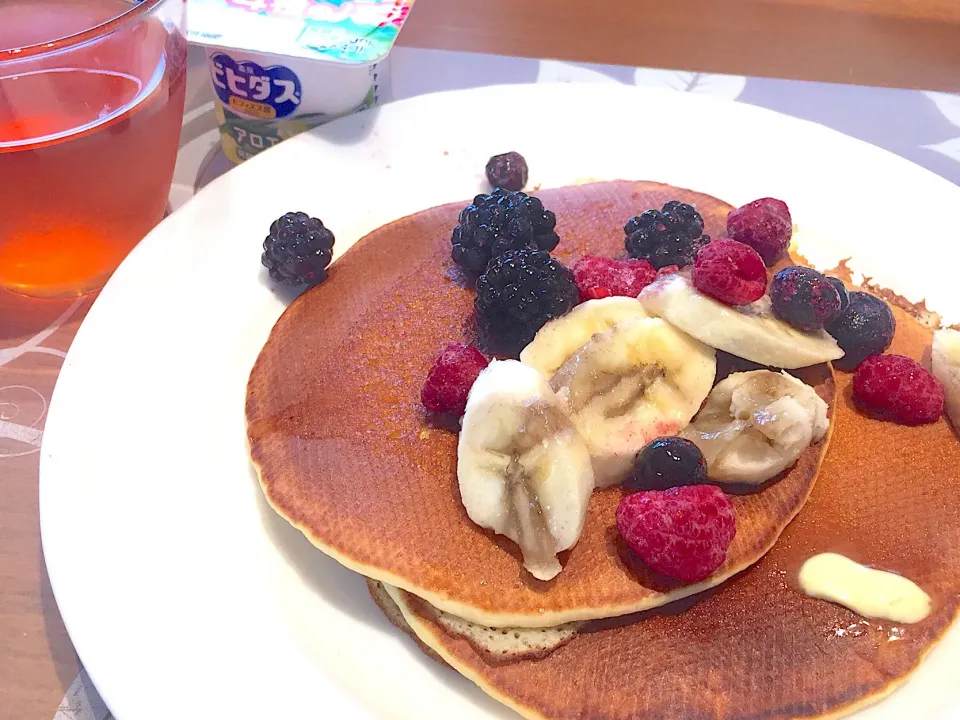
[616,485,736,583]
[421,343,489,415]
[852,354,944,425]
[573,255,656,301]
[692,238,767,306]
[769,266,843,331]
[727,198,792,266]
[584,286,613,300]
[485,151,528,191]
[657,264,681,277]
[826,291,896,371]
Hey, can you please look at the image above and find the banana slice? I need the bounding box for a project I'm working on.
[520,297,650,378]
[681,370,829,485]
[550,317,716,487]
[932,329,960,432]
[638,274,843,369]
[458,359,595,581]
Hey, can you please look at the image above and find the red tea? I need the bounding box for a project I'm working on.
[0,0,187,296]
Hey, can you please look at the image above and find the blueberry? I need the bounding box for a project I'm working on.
[769,266,843,331]
[826,291,896,370]
[485,151,528,192]
[627,437,707,491]
[826,276,849,315]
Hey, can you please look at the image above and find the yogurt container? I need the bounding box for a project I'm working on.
[187,0,413,163]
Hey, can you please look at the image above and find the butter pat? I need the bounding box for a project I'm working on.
[799,553,931,624]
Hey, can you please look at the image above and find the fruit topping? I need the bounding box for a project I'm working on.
[726,197,792,266]
[262,211,335,286]
[826,276,850,315]
[616,485,736,583]
[825,291,896,371]
[932,329,960,431]
[421,342,490,415]
[852,354,944,426]
[451,189,559,275]
[572,255,656,301]
[638,274,844,369]
[458,360,595,581]
[692,238,767,306]
[680,370,829,484]
[624,201,710,269]
[475,248,579,357]
[628,437,708,491]
[550,317,716,487]
[519,296,649,379]
[485,151,528,191]
[769,266,843,331]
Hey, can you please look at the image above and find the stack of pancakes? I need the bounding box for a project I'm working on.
[246,181,960,719]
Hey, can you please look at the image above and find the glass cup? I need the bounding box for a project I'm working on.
[0,0,188,297]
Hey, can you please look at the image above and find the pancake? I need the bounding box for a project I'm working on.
[382,303,960,719]
[366,578,445,665]
[246,180,835,627]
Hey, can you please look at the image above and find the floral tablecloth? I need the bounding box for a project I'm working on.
[3,43,959,720]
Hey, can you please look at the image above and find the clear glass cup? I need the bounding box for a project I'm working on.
[0,0,188,297]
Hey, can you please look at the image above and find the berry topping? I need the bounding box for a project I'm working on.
[692,238,767,306]
[628,437,708,491]
[726,197,792,266]
[262,211,335,286]
[826,276,850,315]
[624,201,710,269]
[852,354,944,425]
[420,342,489,415]
[826,291,896,371]
[451,189,559,275]
[485,151,529,192]
[769,266,843,331]
[616,485,736,583]
[475,249,579,356]
[572,255,657,301]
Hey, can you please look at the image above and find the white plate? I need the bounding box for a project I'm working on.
[40,84,960,720]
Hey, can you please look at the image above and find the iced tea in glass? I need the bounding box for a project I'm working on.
[0,0,188,297]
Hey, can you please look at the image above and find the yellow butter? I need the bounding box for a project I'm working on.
[798,553,931,624]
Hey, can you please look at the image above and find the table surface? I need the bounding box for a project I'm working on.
[5,34,960,720]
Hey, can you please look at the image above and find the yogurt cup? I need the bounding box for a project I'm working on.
[187,0,413,164]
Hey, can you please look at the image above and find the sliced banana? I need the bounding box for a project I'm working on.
[932,329,960,432]
[550,317,716,487]
[458,359,595,581]
[519,297,650,378]
[638,274,843,369]
[681,370,829,485]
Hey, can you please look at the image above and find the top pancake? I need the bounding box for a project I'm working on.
[246,180,834,627]
[387,303,960,720]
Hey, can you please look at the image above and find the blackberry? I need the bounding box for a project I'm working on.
[262,211,335,286]
[769,266,843,331]
[625,201,710,269]
[485,151,528,191]
[451,189,559,275]
[475,249,578,356]
[628,437,708,491]
[826,291,896,371]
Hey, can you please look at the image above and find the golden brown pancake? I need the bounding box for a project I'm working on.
[246,181,834,627]
[385,303,960,719]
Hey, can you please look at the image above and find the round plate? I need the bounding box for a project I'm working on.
[40,84,960,720]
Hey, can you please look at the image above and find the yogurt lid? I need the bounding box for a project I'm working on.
[187,0,415,66]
